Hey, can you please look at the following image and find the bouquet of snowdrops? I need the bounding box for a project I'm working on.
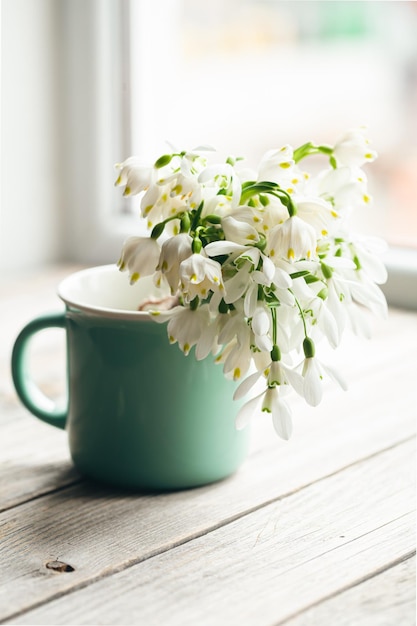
[114,128,387,440]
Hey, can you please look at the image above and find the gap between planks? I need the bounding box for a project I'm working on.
[1,436,415,625]
[276,553,416,626]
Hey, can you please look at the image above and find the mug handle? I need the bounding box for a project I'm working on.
[11,312,67,430]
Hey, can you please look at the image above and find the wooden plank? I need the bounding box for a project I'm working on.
[5,440,415,625]
[281,556,416,626]
[1,306,416,509]
[0,402,79,512]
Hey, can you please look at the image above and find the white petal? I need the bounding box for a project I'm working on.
[205,241,245,257]
[271,396,293,440]
[321,362,348,392]
[244,283,258,318]
[303,359,323,407]
[252,307,270,336]
[235,393,263,430]
[233,370,263,401]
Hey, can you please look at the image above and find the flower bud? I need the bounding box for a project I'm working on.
[303,337,315,359]
[154,154,173,169]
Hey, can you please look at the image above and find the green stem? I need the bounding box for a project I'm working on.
[291,291,308,337]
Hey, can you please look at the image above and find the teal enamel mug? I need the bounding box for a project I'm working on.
[11,265,250,490]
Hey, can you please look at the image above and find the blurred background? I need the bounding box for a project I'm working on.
[1,0,417,305]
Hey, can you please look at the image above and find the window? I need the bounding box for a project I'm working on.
[63,0,417,308]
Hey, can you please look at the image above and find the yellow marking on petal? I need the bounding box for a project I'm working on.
[307,250,311,259]
[150,311,160,317]
[246,234,257,241]
[144,205,153,216]
[213,276,219,283]
[147,220,153,229]
[123,186,131,196]
[291,178,299,184]
[201,288,207,296]
[357,177,364,182]
[365,152,373,159]
[118,260,125,271]
[169,335,175,343]
[172,184,183,194]
[321,229,328,236]
[253,216,260,223]
[287,248,295,260]
[191,273,198,282]
[190,202,196,209]
[161,260,168,271]
[233,367,241,380]
[286,188,294,194]
[183,343,190,355]
[270,249,275,257]
[280,146,287,152]
[303,172,310,179]
[115,175,122,186]
[173,225,179,235]
[215,354,222,363]
[130,272,140,284]
[331,210,339,218]
[161,193,168,202]
[279,162,291,169]
[264,367,270,376]
[363,194,370,204]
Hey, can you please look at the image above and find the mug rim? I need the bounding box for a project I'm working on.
[58,265,155,321]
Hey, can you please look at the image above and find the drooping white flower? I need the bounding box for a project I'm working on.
[301,355,347,407]
[117,236,161,283]
[257,145,295,183]
[157,233,193,294]
[251,304,273,352]
[235,378,295,440]
[269,215,317,262]
[318,166,372,218]
[152,304,212,356]
[198,162,242,208]
[333,128,377,168]
[179,253,224,302]
[262,386,293,440]
[114,157,153,196]
[222,215,260,246]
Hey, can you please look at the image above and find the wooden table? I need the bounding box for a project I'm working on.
[0,265,416,625]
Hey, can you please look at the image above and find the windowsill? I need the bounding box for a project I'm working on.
[382,247,417,310]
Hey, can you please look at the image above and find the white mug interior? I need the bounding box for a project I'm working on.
[58,265,169,319]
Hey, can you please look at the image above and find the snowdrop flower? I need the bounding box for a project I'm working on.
[180,253,224,302]
[333,128,377,168]
[251,304,273,352]
[117,236,160,283]
[257,145,295,183]
[165,306,210,355]
[235,380,294,440]
[221,215,260,246]
[269,215,317,262]
[157,233,193,294]
[114,157,153,196]
[300,338,347,407]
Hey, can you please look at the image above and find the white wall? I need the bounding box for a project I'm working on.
[1,0,63,271]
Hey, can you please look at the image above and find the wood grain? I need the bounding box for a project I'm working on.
[5,440,415,625]
[281,555,416,626]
